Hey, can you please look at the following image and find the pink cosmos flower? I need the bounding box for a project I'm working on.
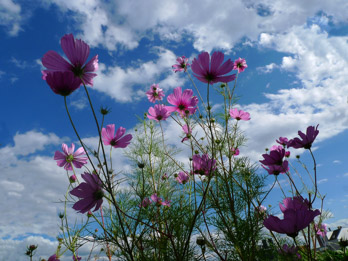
[172,56,190,72]
[276,137,289,146]
[192,154,216,176]
[231,147,240,156]
[48,254,60,261]
[146,84,165,103]
[263,197,320,238]
[150,193,171,207]
[233,58,248,73]
[101,124,132,148]
[181,124,192,142]
[229,108,251,121]
[42,34,98,86]
[54,143,88,171]
[285,151,290,157]
[45,71,82,96]
[147,104,171,122]
[191,51,236,84]
[287,125,319,150]
[140,197,151,208]
[315,223,327,237]
[166,87,198,117]
[70,172,104,214]
[176,171,190,184]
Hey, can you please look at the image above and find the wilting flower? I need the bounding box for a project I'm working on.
[315,223,328,237]
[42,34,98,86]
[102,124,132,148]
[192,154,216,176]
[181,125,192,142]
[147,104,171,122]
[231,147,240,156]
[44,71,82,96]
[48,254,60,261]
[70,172,104,214]
[54,143,88,171]
[229,108,250,121]
[287,125,319,150]
[276,137,289,146]
[172,56,190,72]
[151,193,171,207]
[146,84,165,103]
[233,58,248,73]
[263,197,320,238]
[279,244,302,259]
[166,86,198,117]
[191,51,236,84]
[176,171,190,184]
[140,197,151,208]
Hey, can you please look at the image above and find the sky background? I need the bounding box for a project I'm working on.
[1,0,348,260]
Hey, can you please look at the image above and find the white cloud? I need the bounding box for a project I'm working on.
[94,47,185,102]
[333,160,341,164]
[257,63,278,73]
[0,0,22,36]
[318,178,328,184]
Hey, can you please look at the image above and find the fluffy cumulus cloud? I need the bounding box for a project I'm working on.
[0,0,22,36]
[39,0,348,52]
[94,47,185,102]
[237,24,348,161]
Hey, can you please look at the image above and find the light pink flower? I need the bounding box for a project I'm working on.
[54,143,88,171]
[147,104,171,122]
[176,171,189,184]
[42,34,98,86]
[101,124,132,148]
[191,51,236,84]
[166,87,198,117]
[146,84,165,103]
[315,223,327,237]
[172,56,190,72]
[181,124,192,142]
[229,108,250,121]
[233,58,248,73]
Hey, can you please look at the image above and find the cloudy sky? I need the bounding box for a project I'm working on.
[1,0,348,259]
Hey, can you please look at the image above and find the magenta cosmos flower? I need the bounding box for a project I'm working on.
[166,86,198,117]
[192,154,216,176]
[146,84,165,103]
[42,34,98,86]
[101,124,132,148]
[279,244,301,259]
[45,71,82,96]
[140,197,151,208]
[287,125,319,150]
[172,56,190,72]
[151,193,171,207]
[191,51,236,84]
[73,256,82,261]
[147,104,171,122]
[276,137,289,147]
[233,58,248,73]
[263,197,320,238]
[70,172,104,214]
[231,147,240,156]
[176,171,190,184]
[229,108,250,121]
[54,143,88,171]
[48,254,60,261]
[260,146,289,175]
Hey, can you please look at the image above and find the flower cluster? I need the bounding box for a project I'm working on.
[260,145,289,175]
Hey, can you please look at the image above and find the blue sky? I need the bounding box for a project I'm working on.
[1,0,348,259]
